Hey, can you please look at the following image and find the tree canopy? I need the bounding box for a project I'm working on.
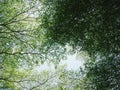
[0,0,120,90]
[41,0,120,56]
[41,0,120,89]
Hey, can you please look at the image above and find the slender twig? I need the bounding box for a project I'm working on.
[3,5,35,25]
[30,74,57,90]
[0,51,41,55]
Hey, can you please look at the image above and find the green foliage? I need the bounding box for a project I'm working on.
[40,0,120,89]
[83,56,120,90]
[0,0,120,89]
[41,0,120,55]
[0,0,43,89]
[0,0,66,89]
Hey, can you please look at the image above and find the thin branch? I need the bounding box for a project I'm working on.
[0,77,28,89]
[0,24,18,32]
[30,74,57,90]
[3,16,36,25]
[2,5,35,25]
[0,51,41,55]
[0,24,35,38]
[0,30,27,33]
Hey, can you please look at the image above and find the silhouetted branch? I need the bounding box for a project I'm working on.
[3,5,35,25]
[0,51,41,55]
[30,74,57,90]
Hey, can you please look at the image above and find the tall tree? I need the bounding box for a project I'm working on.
[0,0,43,89]
[41,0,120,89]
[1,0,120,89]
[0,0,66,89]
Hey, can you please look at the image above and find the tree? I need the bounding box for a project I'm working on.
[0,0,66,89]
[41,0,120,55]
[40,0,120,89]
[1,0,120,89]
[0,0,43,89]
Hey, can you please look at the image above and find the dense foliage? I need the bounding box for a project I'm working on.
[41,0,120,90]
[42,0,120,55]
[0,0,120,90]
[0,0,65,89]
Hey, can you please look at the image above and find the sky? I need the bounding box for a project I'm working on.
[34,53,85,72]
[26,2,86,72]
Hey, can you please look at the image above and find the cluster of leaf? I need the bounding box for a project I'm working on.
[0,0,67,89]
[40,0,120,89]
[0,0,43,89]
[0,0,120,89]
[41,0,120,55]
